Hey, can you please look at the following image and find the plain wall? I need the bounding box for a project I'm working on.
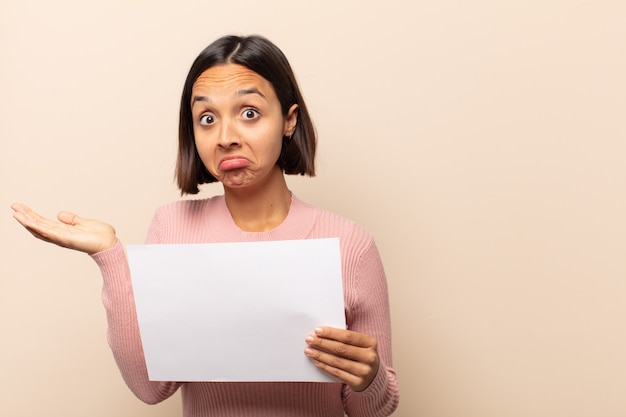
[1,1,625,416]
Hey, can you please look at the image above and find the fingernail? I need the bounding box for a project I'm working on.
[304,347,313,356]
[305,335,314,343]
[315,327,323,334]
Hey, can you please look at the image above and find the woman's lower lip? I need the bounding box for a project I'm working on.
[219,158,250,171]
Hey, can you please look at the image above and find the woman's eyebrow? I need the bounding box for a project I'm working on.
[191,95,209,106]
[237,87,265,98]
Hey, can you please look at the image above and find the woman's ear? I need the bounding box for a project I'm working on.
[284,104,299,136]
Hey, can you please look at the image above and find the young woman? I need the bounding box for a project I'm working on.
[12,34,399,417]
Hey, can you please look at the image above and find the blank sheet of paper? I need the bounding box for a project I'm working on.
[127,238,345,382]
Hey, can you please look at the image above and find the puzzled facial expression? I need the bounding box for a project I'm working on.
[190,64,298,190]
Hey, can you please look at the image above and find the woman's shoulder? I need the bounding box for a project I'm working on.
[153,195,225,219]
[293,196,373,241]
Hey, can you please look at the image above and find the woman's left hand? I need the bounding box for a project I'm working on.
[304,326,380,392]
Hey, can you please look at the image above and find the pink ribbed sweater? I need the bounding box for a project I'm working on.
[92,194,399,417]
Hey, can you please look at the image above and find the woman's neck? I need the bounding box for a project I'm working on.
[223,168,292,232]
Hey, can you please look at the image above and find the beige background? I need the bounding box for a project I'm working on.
[1,0,625,416]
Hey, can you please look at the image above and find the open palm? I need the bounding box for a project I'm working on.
[11,203,117,255]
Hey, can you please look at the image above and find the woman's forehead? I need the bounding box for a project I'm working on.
[192,64,271,94]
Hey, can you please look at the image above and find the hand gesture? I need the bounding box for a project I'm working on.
[11,203,117,255]
[304,326,380,392]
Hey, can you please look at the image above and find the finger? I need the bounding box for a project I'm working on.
[10,202,29,213]
[11,205,73,243]
[304,347,376,391]
[12,205,45,234]
[11,203,44,219]
[307,334,379,366]
[314,326,377,349]
[12,206,56,231]
[306,332,356,358]
[304,346,372,377]
[57,210,81,226]
[11,203,36,223]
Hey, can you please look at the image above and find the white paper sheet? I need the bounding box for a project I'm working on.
[127,238,345,382]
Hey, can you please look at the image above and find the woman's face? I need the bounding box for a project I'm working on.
[191,63,298,190]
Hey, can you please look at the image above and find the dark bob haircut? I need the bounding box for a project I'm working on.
[176,35,317,195]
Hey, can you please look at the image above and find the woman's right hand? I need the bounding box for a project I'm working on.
[11,203,118,255]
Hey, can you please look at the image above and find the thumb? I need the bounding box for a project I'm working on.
[57,211,81,226]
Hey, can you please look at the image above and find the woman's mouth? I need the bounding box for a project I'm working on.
[219,156,251,171]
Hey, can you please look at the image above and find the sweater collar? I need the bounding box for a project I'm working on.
[208,194,316,242]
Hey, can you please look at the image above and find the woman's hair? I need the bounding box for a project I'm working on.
[176,35,317,195]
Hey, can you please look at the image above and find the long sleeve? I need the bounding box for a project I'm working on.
[341,238,400,416]
[91,240,182,404]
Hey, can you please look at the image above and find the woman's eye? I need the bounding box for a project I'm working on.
[242,109,259,120]
[199,114,214,125]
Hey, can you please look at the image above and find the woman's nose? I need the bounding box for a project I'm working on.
[218,120,241,148]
